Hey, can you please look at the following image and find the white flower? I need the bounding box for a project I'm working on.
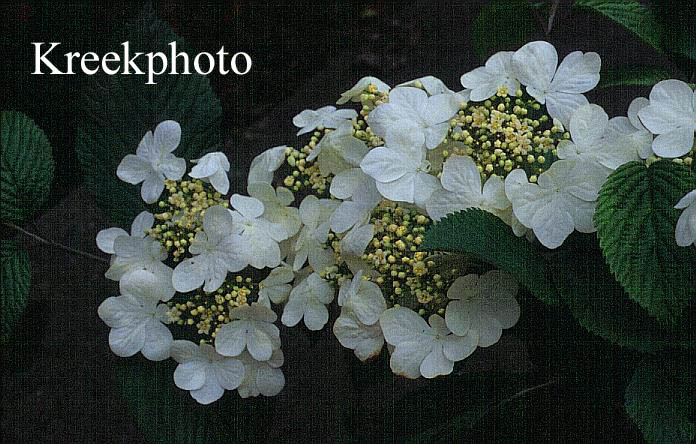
[172,205,248,293]
[293,195,338,272]
[309,121,369,177]
[215,302,281,361]
[281,272,334,331]
[292,106,358,136]
[675,189,696,247]
[398,75,465,98]
[445,270,520,347]
[380,308,477,379]
[189,152,230,194]
[637,79,696,158]
[237,350,285,398]
[248,145,287,185]
[337,76,391,104]
[556,104,640,172]
[368,86,461,149]
[117,120,186,203]
[333,271,386,361]
[340,223,376,275]
[171,340,244,405]
[97,270,173,361]
[96,210,154,255]
[230,194,288,269]
[360,121,440,207]
[605,97,653,160]
[512,41,600,127]
[505,159,606,249]
[460,51,520,101]
[257,264,294,306]
[426,154,509,221]
[329,168,381,233]
[248,183,302,238]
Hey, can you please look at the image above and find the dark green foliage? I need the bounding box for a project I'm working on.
[470,0,539,62]
[0,241,30,344]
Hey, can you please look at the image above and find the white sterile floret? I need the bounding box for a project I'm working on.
[675,189,696,247]
[398,75,469,99]
[308,121,369,177]
[337,76,391,104]
[380,308,478,379]
[460,51,520,102]
[293,195,338,272]
[360,121,440,207]
[292,106,358,136]
[368,86,461,149]
[97,210,154,255]
[281,272,334,331]
[445,270,520,347]
[329,167,381,233]
[512,41,600,127]
[117,120,186,203]
[334,272,386,361]
[237,349,285,398]
[97,270,173,361]
[172,205,248,293]
[637,79,696,158]
[605,97,653,160]
[230,194,289,269]
[171,340,244,405]
[248,182,302,239]
[189,152,231,195]
[257,264,294,306]
[556,104,640,172]
[505,159,606,249]
[248,145,287,185]
[215,302,281,362]
[426,154,509,221]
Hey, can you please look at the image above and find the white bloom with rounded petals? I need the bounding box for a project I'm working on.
[557,104,640,172]
[97,270,173,361]
[293,195,338,272]
[337,76,391,104]
[606,97,653,160]
[308,121,369,177]
[248,145,287,185]
[258,264,294,306]
[380,308,478,379]
[292,106,358,136]
[398,75,469,100]
[360,121,440,207]
[426,154,509,221]
[637,79,696,158]
[445,270,520,347]
[172,205,248,293]
[505,159,606,249]
[189,152,231,194]
[512,41,600,127]
[230,194,289,269]
[281,272,334,331]
[237,350,285,398]
[368,86,461,149]
[215,302,281,362]
[96,210,154,255]
[675,189,696,247]
[171,340,244,405]
[460,51,520,101]
[329,167,381,233]
[117,120,186,203]
[248,183,302,239]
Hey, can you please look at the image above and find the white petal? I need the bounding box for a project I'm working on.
[333,311,385,361]
[154,120,181,153]
[96,228,128,254]
[569,104,608,147]
[247,326,275,361]
[158,154,186,181]
[248,145,287,185]
[255,362,285,396]
[140,320,173,361]
[109,323,146,357]
[651,126,695,158]
[209,169,230,195]
[442,333,478,362]
[130,211,154,237]
[170,340,201,363]
[390,340,431,379]
[174,360,207,390]
[376,173,416,203]
[380,307,430,345]
[628,97,650,130]
[120,269,169,302]
[440,155,481,195]
[675,206,696,247]
[444,300,471,336]
[360,147,410,182]
[141,175,165,204]
[190,367,225,404]
[424,93,461,126]
[420,343,454,378]
[512,41,557,96]
[347,280,386,326]
[550,51,600,93]
[214,358,245,390]
[172,258,205,293]
[303,299,330,331]
[649,79,695,113]
[230,194,264,219]
[215,321,247,357]
[117,154,151,184]
[545,92,589,128]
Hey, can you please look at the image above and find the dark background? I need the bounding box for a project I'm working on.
[0,1,682,442]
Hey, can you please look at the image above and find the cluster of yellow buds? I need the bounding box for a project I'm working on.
[167,275,257,344]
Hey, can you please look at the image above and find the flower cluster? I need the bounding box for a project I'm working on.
[97,41,696,404]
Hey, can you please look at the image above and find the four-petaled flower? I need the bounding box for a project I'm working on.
[460,51,520,101]
[189,152,231,194]
[281,272,334,331]
[215,303,282,362]
[292,106,358,136]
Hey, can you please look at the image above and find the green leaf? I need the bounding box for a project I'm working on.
[470,0,539,62]
[597,66,674,88]
[594,160,696,325]
[75,3,222,227]
[548,233,693,353]
[116,356,273,443]
[574,0,663,53]
[422,209,558,305]
[1,111,54,224]
[1,241,30,344]
[625,355,696,444]
[652,0,696,76]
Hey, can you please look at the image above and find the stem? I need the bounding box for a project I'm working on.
[547,0,560,34]
[4,222,109,264]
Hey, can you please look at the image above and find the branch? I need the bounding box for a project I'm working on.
[4,222,110,264]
